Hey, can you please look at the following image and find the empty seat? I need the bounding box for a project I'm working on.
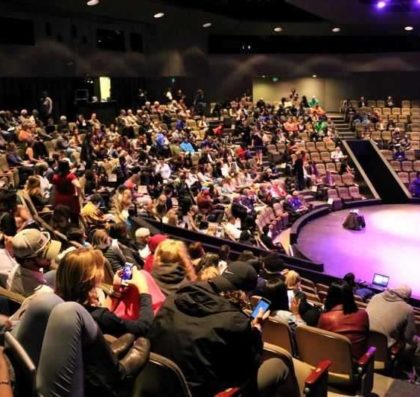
[326,142,336,152]
[373,107,382,114]
[262,317,295,355]
[349,186,363,200]
[315,142,326,152]
[410,172,418,182]
[410,131,420,141]
[381,150,393,161]
[401,100,411,108]
[367,100,376,107]
[414,160,420,172]
[342,173,355,186]
[411,141,420,150]
[381,131,391,141]
[327,189,343,210]
[370,131,381,141]
[405,150,415,161]
[325,162,336,173]
[305,142,317,152]
[332,174,344,187]
[382,108,391,116]
[391,107,401,115]
[376,100,385,107]
[367,329,403,373]
[338,187,352,201]
[295,325,376,395]
[315,163,326,175]
[320,151,331,162]
[390,161,401,171]
[402,161,413,172]
[398,172,409,185]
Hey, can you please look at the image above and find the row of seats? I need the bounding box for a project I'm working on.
[345,99,420,108]
[389,160,420,173]
[255,205,289,234]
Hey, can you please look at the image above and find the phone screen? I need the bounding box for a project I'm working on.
[121,263,133,283]
[251,298,271,318]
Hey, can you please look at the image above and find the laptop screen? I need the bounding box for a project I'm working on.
[372,273,390,288]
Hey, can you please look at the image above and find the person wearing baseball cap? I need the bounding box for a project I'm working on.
[7,229,61,297]
[149,260,291,396]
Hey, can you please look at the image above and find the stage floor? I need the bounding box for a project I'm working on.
[297,204,420,299]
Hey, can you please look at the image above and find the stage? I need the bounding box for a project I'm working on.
[297,204,420,299]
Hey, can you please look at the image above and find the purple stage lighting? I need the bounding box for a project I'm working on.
[376,1,387,9]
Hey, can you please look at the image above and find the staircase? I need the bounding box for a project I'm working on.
[328,112,356,140]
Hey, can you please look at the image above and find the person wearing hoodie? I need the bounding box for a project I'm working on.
[409,172,420,197]
[149,261,291,397]
[366,284,420,379]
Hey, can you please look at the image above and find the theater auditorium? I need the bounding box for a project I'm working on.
[0,0,419,396]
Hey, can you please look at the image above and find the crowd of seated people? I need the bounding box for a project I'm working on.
[0,89,359,251]
[1,90,413,396]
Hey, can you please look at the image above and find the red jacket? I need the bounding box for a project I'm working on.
[318,307,369,359]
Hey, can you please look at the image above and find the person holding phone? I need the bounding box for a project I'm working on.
[54,248,154,337]
[149,261,291,397]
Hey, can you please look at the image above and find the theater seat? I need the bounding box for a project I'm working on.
[295,325,376,396]
[367,330,403,374]
[262,317,295,355]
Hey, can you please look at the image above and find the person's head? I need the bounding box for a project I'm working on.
[25,176,41,195]
[12,229,61,269]
[56,248,105,304]
[198,266,220,282]
[57,160,70,176]
[109,222,129,240]
[91,229,111,250]
[0,188,17,213]
[324,281,358,314]
[343,272,356,289]
[285,270,301,290]
[188,242,205,261]
[262,277,289,312]
[115,186,132,209]
[389,284,412,301]
[210,261,257,293]
[135,227,150,245]
[90,194,102,207]
[52,205,71,230]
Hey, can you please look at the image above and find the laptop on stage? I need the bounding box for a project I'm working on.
[371,273,390,290]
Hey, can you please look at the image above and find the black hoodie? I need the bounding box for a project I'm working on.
[149,282,262,396]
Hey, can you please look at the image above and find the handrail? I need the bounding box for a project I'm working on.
[342,140,380,200]
[369,139,412,198]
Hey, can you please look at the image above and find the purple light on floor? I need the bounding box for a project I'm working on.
[376,1,387,9]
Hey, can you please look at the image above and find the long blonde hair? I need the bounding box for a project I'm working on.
[56,248,105,303]
[285,270,301,290]
[153,239,196,281]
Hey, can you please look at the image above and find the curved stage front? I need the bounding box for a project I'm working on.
[297,204,420,299]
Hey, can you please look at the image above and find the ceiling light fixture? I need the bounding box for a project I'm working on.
[332,27,341,33]
[376,1,387,9]
[202,22,212,28]
[273,26,283,32]
[87,0,99,6]
[405,26,414,31]
[312,74,317,78]
[154,12,165,19]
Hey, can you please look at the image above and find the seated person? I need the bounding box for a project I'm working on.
[149,261,292,396]
[81,194,106,226]
[318,281,369,359]
[410,172,420,197]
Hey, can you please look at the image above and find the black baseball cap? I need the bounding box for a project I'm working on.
[211,261,258,292]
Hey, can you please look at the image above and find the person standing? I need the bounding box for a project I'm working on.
[40,91,53,123]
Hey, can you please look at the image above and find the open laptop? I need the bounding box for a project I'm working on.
[371,273,390,290]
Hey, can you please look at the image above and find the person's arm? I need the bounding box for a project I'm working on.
[0,348,12,397]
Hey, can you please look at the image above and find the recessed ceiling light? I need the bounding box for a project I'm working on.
[154,12,165,19]
[202,22,212,28]
[87,0,99,6]
[312,74,317,78]
[405,26,414,31]
[262,75,266,79]
[332,27,341,33]
[273,26,283,33]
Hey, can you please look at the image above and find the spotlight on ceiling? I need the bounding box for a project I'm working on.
[86,0,99,6]
[332,27,341,33]
[376,1,387,9]
[202,22,212,28]
[312,74,317,78]
[405,26,414,31]
[154,12,165,19]
[273,26,283,33]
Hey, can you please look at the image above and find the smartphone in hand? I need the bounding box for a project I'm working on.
[251,297,271,319]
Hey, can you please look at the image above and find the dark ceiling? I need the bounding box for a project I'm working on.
[162,0,324,22]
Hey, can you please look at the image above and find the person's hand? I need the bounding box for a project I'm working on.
[0,315,12,331]
[127,267,149,294]
[290,297,300,316]
[251,308,270,332]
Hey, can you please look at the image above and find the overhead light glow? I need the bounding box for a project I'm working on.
[87,0,99,6]
[154,12,165,19]
[332,27,341,33]
[405,26,414,31]
[202,22,212,28]
[376,1,387,9]
[273,26,283,33]
[312,74,317,78]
